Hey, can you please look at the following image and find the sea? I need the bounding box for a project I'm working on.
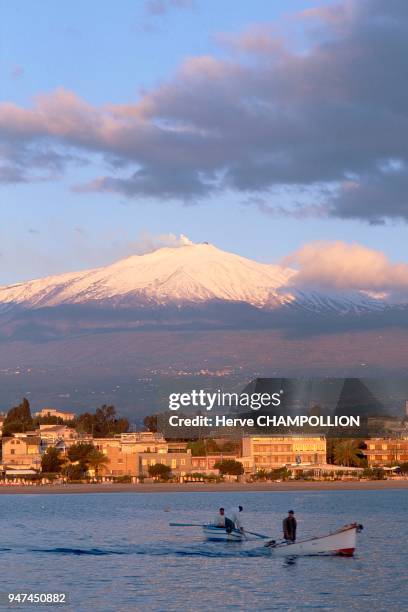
[0,489,406,611]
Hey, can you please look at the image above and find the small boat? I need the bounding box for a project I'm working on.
[265,523,363,557]
[202,524,244,542]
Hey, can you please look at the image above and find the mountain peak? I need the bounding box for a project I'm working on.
[0,240,294,309]
[0,241,389,315]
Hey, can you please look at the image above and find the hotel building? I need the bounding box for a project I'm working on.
[34,408,76,422]
[94,432,191,478]
[241,435,326,471]
[2,433,42,470]
[364,437,408,466]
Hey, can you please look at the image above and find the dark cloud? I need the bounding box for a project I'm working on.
[1,0,407,221]
[0,139,86,185]
[329,168,408,224]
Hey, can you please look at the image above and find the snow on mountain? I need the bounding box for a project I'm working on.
[0,241,389,314]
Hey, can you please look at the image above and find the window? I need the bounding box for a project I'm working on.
[11,449,15,455]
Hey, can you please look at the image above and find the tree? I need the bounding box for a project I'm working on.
[41,447,64,473]
[143,414,159,433]
[63,463,86,481]
[213,459,244,476]
[398,462,408,474]
[86,448,110,477]
[148,463,172,480]
[94,405,128,436]
[187,439,220,456]
[3,398,34,435]
[362,467,386,480]
[74,405,129,437]
[67,443,95,470]
[65,443,109,479]
[333,439,364,467]
[33,415,65,426]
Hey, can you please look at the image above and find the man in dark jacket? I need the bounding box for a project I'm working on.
[283,510,297,542]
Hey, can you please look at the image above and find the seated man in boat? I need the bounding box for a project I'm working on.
[213,507,235,533]
[213,507,226,527]
[283,510,297,542]
[227,506,244,533]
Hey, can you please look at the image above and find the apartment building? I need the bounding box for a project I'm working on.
[2,433,42,470]
[136,450,192,478]
[38,424,80,451]
[241,435,327,471]
[35,408,76,422]
[191,454,239,473]
[364,437,408,466]
[95,432,190,477]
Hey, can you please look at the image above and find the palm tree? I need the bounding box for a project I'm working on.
[333,439,363,467]
[86,449,110,478]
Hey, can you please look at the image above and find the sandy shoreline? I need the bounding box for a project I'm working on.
[0,480,407,495]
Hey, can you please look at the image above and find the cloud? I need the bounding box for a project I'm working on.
[127,231,194,254]
[1,1,408,221]
[283,240,408,299]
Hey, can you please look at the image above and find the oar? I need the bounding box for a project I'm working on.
[169,523,271,538]
[244,530,271,539]
[169,522,205,527]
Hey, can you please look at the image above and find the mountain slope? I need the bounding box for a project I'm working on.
[0,241,395,322]
[0,242,296,309]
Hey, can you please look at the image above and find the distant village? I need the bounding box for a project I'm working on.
[0,399,408,485]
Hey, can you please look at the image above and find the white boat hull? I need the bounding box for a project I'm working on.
[266,523,362,557]
[203,525,243,542]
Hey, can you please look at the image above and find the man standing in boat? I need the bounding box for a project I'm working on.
[283,510,297,542]
[227,506,244,533]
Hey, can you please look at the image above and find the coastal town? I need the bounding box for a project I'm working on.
[0,399,408,487]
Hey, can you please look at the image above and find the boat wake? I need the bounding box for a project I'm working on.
[30,547,128,556]
[26,543,274,559]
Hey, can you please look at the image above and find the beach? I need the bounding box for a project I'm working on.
[0,479,407,494]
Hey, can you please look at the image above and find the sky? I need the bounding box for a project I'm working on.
[1,0,407,285]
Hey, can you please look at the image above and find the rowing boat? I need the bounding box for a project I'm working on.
[265,523,363,557]
[202,524,244,542]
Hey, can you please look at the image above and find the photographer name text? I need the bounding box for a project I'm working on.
[168,415,360,428]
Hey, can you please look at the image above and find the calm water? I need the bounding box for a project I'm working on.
[0,490,407,611]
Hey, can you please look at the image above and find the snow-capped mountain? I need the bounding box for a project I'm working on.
[0,241,388,315]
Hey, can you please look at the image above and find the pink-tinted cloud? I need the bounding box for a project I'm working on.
[284,241,408,298]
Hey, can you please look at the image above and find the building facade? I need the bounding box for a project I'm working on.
[191,454,239,473]
[95,432,191,478]
[364,437,408,466]
[2,433,42,469]
[241,435,327,471]
[35,408,76,422]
